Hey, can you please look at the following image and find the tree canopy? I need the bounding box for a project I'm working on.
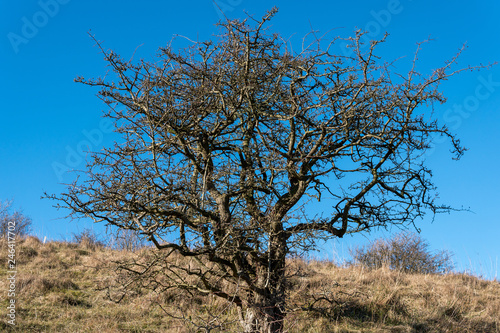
[49,9,484,332]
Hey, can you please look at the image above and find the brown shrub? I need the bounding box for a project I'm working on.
[350,231,454,274]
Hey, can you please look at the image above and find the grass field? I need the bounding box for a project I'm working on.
[0,236,498,332]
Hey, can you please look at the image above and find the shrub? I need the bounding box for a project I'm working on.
[107,228,146,251]
[72,228,105,250]
[0,199,32,237]
[350,231,453,274]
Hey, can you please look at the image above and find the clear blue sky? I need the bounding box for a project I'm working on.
[1,0,499,279]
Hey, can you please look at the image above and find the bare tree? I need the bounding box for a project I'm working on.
[0,200,32,238]
[47,9,488,332]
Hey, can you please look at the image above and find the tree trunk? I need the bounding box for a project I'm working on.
[239,230,287,333]
[239,297,285,333]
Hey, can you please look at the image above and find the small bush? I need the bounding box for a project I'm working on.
[0,199,32,237]
[350,231,453,274]
[107,228,146,251]
[72,228,105,250]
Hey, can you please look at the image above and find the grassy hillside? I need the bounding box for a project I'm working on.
[0,236,498,332]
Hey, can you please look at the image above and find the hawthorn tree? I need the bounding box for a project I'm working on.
[49,9,483,332]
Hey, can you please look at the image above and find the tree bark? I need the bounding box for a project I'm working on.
[239,223,287,333]
[239,291,286,333]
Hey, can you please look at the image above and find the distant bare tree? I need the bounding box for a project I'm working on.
[0,200,32,238]
[47,8,489,332]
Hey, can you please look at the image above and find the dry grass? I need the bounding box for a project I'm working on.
[0,237,498,332]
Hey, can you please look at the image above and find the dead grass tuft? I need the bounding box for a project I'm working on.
[17,273,78,295]
[22,235,42,246]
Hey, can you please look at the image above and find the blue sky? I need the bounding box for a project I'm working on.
[1,0,499,279]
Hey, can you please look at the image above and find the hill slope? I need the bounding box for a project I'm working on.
[0,237,498,332]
